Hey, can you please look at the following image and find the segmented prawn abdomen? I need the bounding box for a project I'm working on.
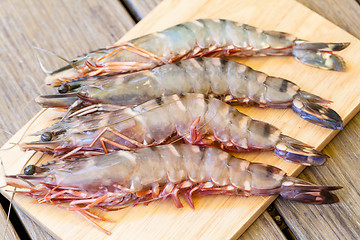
[225,60,295,105]
[243,24,270,50]
[203,147,231,186]
[265,77,299,104]
[228,158,252,191]
[168,94,209,136]
[224,21,249,48]
[132,97,176,144]
[244,68,268,104]
[152,62,193,95]
[130,24,196,61]
[205,98,232,143]
[262,30,296,49]
[159,24,196,59]
[247,120,281,150]
[248,163,286,195]
[178,58,211,93]
[180,144,207,183]
[203,58,230,95]
[130,148,166,191]
[161,145,188,183]
[197,19,228,48]
[205,98,250,148]
[226,61,250,100]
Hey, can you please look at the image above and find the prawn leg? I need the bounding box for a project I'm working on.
[89,127,146,153]
[104,62,158,74]
[189,116,203,144]
[67,104,124,118]
[89,43,165,74]
[104,43,165,63]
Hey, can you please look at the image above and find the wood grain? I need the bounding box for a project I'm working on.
[297,0,360,39]
[275,112,360,239]
[272,1,360,239]
[0,0,134,146]
[123,2,360,239]
[14,206,56,240]
[239,211,286,240]
[0,0,134,239]
[2,1,356,240]
[123,0,162,21]
[1,0,360,239]
[0,204,20,240]
[123,1,290,239]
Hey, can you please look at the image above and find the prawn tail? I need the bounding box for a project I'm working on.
[292,90,343,130]
[292,41,350,71]
[280,177,342,204]
[275,134,328,166]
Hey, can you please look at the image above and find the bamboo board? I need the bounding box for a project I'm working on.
[1,0,360,239]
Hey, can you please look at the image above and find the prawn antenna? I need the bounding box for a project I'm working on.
[0,156,7,188]
[0,108,47,151]
[33,46,78,73]
[0,155,15,240]
[1,190,16,240]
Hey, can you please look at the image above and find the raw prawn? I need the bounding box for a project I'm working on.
[37,58,343,129]
[46,19,349,85]
[24,94,328,166]
[5,144,341,234]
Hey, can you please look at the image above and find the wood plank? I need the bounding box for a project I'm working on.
[239,211,286,240]
[0,0,134,239]
[272,1,360,239]
[14,207,56,240]
[108,2,293,239]
[297,0,360,39]
[123,2,289,239]
[118,2,289,239]
[2,0,360,239]
[0,203,20,240]
[275,114,360,239]
[121,1,360,239]
[124,0,360,39]
[122,0,162,21]
[0,0,134,146]
[3,0,286,237]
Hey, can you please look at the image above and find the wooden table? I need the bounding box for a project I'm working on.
[0,0,360,239]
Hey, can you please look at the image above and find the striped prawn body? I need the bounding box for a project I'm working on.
[26,94,328,166]
[39,58,342,129]
[6,144,341,234]
[46,19,349,85]
[55,57,300,107]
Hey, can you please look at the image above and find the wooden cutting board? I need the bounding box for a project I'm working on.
[1,0,360,239]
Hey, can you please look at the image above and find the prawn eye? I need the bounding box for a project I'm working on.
[41,132,53,142]
[24,165,36,175]
[58,83,70,93]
